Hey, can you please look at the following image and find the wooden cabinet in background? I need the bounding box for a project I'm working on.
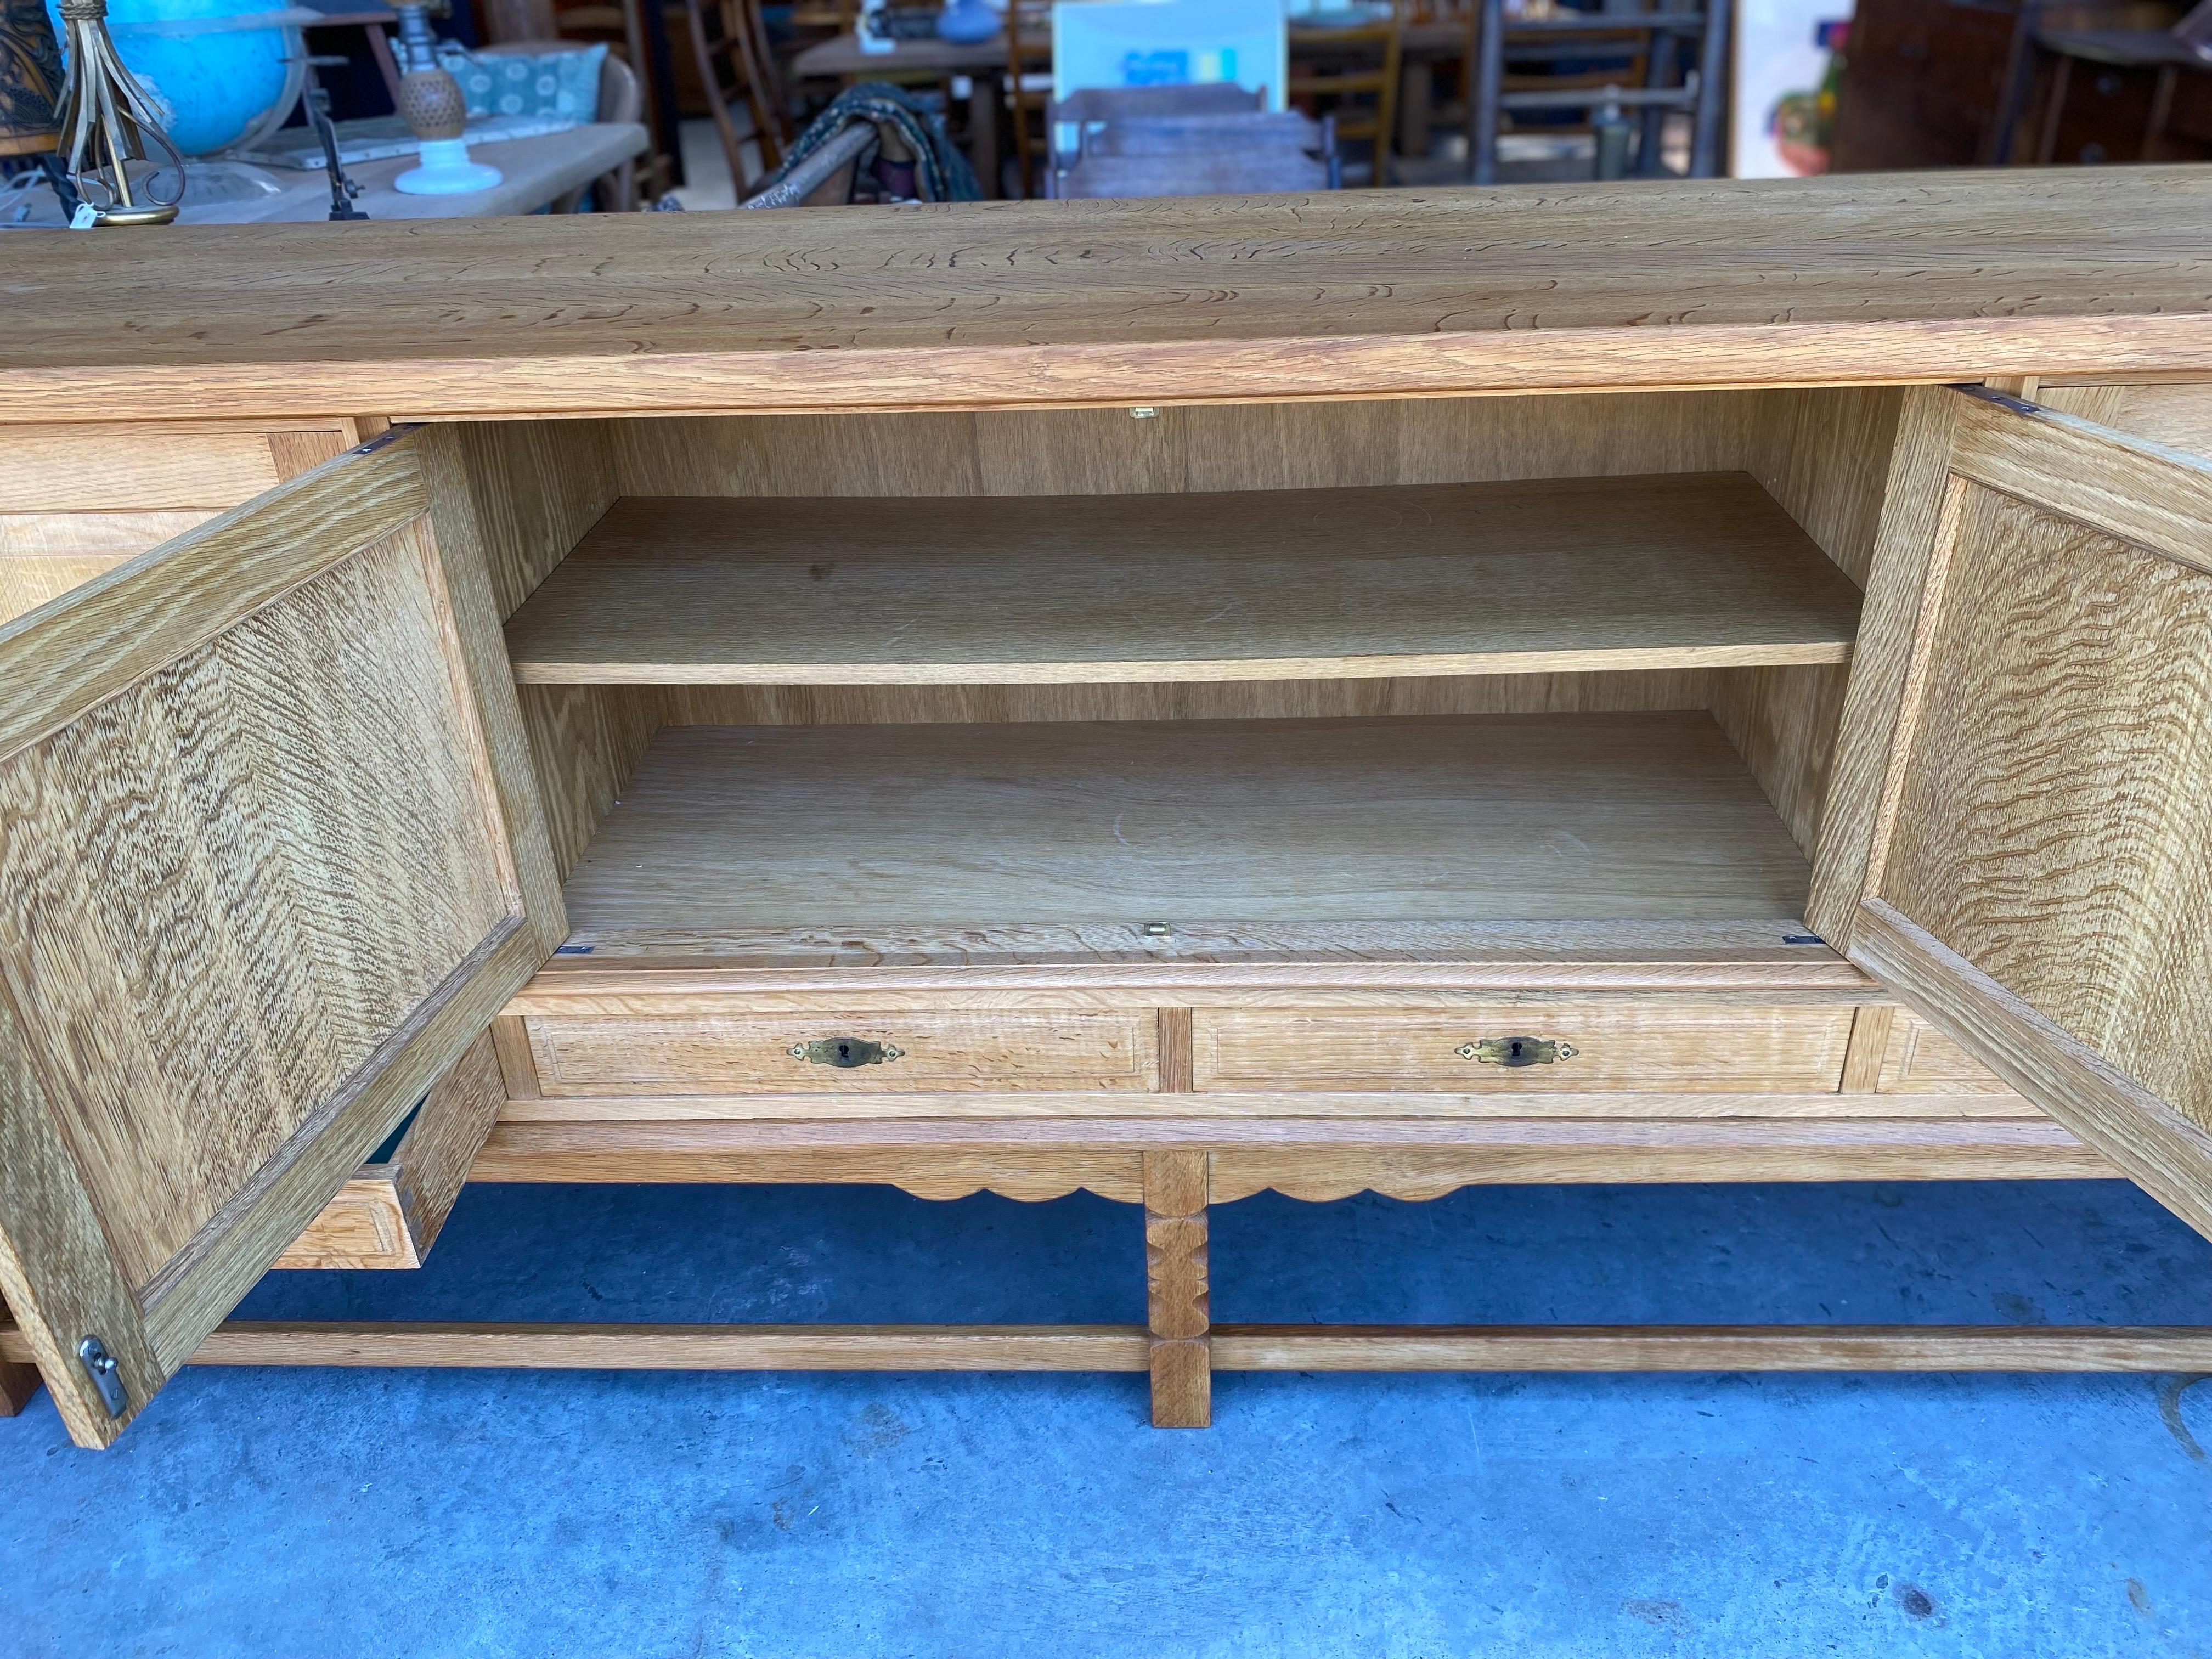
[1830,0,2188,168]
[1832,0,2027,169]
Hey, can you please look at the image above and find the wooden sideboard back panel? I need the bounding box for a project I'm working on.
[573,388,1901,862]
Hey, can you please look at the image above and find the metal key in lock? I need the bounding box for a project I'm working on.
[1456,1035,1578,1067]
[790,1037,905,1068]
[77,1335,129,1417]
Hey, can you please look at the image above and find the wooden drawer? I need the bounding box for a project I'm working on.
[1877,1012,2015,1095]
[1191,1005,1855,1092]
[525,1010,1160,1094]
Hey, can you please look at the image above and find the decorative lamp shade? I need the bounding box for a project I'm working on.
[1,0,66,155]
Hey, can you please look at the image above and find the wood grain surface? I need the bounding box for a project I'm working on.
[0,435,561,1443]
[9,1318,2206,1373]
[0,1321,1157,1372]
[1832,387,2212,1238]
[1805,386,1964,943]
[1877,487,2212,1128]
[654,668,1716,730]
[519,920,1867,988]
[0,512,212,626]
[1143,1149,1210,1426]
[494,1089,2052,1122]
[559,715,1814,950]
[504,476,1861,685]
[7,171,2212,416]
[1190,1005,1855,1092]
[1876,1012,2015,1096]
[280,1031,510,1269]
[0,427,280,513]
[1205,1324,2212,1372]
[0,532,513,1293]
[526,1009,1159,1094]
[274,1170,414,1272]
[467,1115,2102,1196]
[605,392,1819,502]
[2039,380,2212,460]
[0,422,359,625]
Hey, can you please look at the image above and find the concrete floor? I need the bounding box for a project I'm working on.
[4,1179,2210,1657]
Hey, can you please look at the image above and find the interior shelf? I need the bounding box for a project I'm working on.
[558,712,1816,960]
[506,476,1863,686]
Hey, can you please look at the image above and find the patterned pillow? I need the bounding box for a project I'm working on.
[433,43,608,122]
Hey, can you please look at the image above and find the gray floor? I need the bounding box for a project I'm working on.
[4,1179,2210,1657]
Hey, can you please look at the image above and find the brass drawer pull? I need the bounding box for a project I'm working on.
[789,1037,905,1068]
[1457,1036,1578,1067]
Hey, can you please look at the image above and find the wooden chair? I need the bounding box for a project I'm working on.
[478,0,675,196]
[685,0,796,190]
[1051,109,1337,198]
[740,116,875,205]
[1288,20,1402,186]
[1465,0,1730,184]
[476,41,642,211]
[1003,0,1057,198]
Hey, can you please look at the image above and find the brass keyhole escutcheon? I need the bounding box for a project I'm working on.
[1457,1036,1578,1067]
[791,1037,905,1068]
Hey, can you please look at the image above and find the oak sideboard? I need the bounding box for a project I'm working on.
[6,170,2212,1448]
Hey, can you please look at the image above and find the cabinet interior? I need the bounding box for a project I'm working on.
[443,387,1906,971]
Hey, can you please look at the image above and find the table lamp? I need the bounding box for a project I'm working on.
[391,1,499,194]
[26,0,183,223]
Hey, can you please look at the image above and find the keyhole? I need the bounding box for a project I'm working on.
[1508,1039,1527,1062]
[837,1041,854,1064]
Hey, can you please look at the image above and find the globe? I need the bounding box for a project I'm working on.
[43,0,304,156]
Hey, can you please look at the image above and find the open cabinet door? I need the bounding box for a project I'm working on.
[0,429,562,1447]
[1812,384,2212,1238]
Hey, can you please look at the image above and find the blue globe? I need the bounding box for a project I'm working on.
[45,0,300,156]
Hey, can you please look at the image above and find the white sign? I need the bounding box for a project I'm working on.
[1731,0,1853,177]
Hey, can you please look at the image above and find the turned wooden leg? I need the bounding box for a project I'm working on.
[1144,1149,1210,1427]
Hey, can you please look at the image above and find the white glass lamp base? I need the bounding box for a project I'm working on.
[394,139,503,195]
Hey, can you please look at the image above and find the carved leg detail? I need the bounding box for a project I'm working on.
[1144,1149,1210,1427]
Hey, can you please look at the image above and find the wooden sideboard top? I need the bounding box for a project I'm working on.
[4,169,2212,420]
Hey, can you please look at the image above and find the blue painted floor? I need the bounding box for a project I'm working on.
[5,1180,2211,1658]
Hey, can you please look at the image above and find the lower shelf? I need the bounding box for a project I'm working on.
[559,712,1818,961]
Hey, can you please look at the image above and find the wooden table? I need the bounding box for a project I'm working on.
[3,124,649,227]
[791,22,1469,192]
[11,173,2212,1449]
